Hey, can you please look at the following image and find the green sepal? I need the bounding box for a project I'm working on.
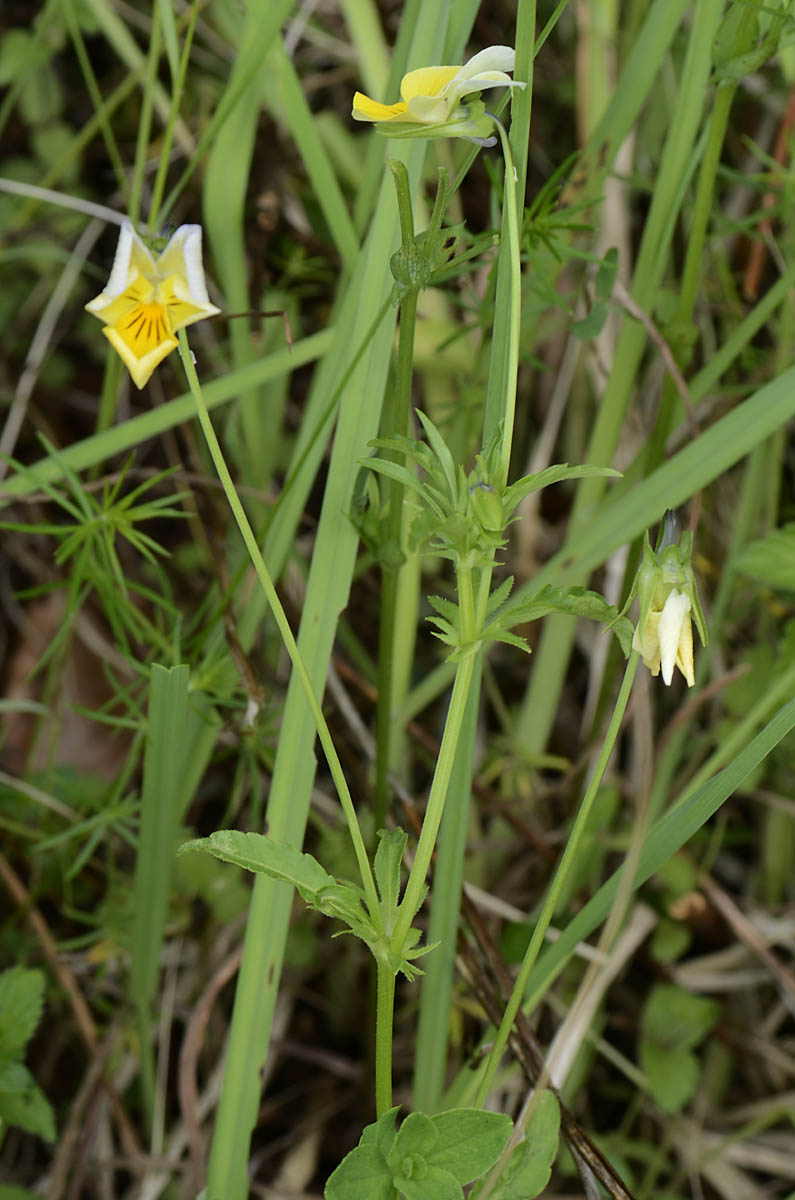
[372,99,497,145]
[374,828,407,915]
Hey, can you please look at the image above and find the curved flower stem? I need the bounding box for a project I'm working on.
[177,330,380,920]
[491,116,523,489]
[474,650,640,1107]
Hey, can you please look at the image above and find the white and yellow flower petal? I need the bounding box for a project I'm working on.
[352,92,409,122]
[401,65,460,103]
[445,47,522,106]
[154,224,214,305]
[455,46,517,79]
[351,45,523,133]
[632,608,663,677]
[657,589,694,687]
[103,320,178,390]
[86,221,219,389]
[98,220,158,299]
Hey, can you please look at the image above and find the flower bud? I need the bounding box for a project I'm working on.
[623,513,707,686]
[468,481,504,534]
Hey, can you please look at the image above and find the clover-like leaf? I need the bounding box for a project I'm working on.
[427,1108,513,1184]
[640,984,720,1114]
[395,1165,463,1200]
[324,1142,395,1200]
[0,967,45,1061]
[479,1091,560,1200]
[0,1061,55,1142]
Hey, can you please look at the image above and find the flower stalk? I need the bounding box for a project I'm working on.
[475,649,640,1107]
[176,330,380,920]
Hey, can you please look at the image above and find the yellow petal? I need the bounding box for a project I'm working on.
[676,614,695,687]
[352,91,408,122]
[400,65,459,102]
[85,273,154,325]
[111,300,173,357]
[632,609,662,676]
[103,323,177,389]
[158,274,220,332]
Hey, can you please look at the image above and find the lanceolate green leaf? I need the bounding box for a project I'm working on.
[501,464,618,516]
[183,830,337,901]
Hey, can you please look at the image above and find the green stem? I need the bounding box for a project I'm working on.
[412,653,482,1113]
[148,0,200,232]
[458,561,477,645]
[391,651,478,952]
[177,331,379,919]
[375,961,396,1115]
[474,650,639,1107]
[493,120,522,488]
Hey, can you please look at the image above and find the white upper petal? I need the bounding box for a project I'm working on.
[155,225,211,303]
[658,589,691,685]
[456,46,516,81]
[104,220,158,296]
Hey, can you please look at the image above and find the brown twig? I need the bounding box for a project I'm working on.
[178,945,243,1193]
[46,1018,123,1200]
[699,872,795,1003]
[458,892,638,1200]
[611,278,698,435]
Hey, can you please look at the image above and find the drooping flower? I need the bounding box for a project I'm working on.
[632,587,695,686]
[352,46,524,143]
[622,513,707,687]
[85,221,220,389]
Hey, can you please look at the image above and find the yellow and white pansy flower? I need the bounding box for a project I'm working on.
[352,46,524,142]
[632,587,695,687]
[622,516,707,688]
[86,221,220,389]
